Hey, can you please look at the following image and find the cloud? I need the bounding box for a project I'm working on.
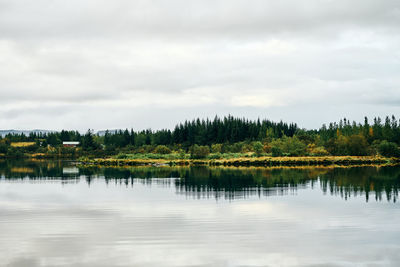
[0,0,399,130]
[0,0,399,40]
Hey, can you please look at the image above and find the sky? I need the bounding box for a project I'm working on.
[0,0,399,132]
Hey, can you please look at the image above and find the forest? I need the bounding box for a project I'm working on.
[0,115,399,159]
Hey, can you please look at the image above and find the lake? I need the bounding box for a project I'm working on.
[0,160,399,266]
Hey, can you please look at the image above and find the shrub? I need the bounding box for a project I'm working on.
[263,143,272,153]
[271,146,283,157]
[154,145,171,154]
[271,136,306,157]
[105,145,117,155]
[326,134,369,156]
[211,144,223,153]
[378,141,400,157]
[208,153,222,159]
[142,145,155,153]
[307,144,329,156]
[252,141,264,156]
[326,135,348,155]
[116,153,128,159]
[190,145,210,159]
[370,140,381,155]
[225,142,243,153]
[178,149,186,159]
[0,143,8,154]
[346,134,368,156]
[286,136,306,156]
[6,147,25,158]
[241,143,254,153]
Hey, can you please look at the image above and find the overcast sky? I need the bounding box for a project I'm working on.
[0,0,399,131]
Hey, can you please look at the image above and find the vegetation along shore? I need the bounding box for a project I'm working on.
[1,115,400,167]
[78,156,398,168]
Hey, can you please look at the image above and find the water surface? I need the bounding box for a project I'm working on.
[0,160,399,266]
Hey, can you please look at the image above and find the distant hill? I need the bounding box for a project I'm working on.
[0,130,56,137]
[0,129,124,137]
[96,130,121,136]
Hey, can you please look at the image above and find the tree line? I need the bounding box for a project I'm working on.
[0,115,399,158]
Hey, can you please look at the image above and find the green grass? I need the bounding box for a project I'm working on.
[113,152,263,160]
[114,153,189,160]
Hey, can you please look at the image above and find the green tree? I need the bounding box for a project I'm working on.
[82,130,98,151]
[0,142,8,154]
[46,133,61,146]
[326,135,348,156]
[378,141,400,157]
[347,134,368,156]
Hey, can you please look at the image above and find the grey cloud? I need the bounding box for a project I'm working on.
[0,0,399,40]
[370,97,400,107]
[0,0,399,130]
[0,90,117,104]
[6,258,40,267]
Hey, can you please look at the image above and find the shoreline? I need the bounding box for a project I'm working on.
[78,156,399,168]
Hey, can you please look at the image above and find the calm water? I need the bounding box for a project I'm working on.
[0,160,400,267]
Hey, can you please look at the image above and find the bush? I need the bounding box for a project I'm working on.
[347,134,368,156]
[225,142,243,153]
[141,145,154,153]
[271,146,283,157]
[178,149,186,159]
[378,141,400,157]
[252,141,264,156]
[211,144,223,153]
[60,147,76,155]
[116,153,128,159]
[241,143,253,153]
[190,145,210,159]
[370,140,382,155]
[326,134,369,156]
[326,135,348,155]
[6,147,25,158]
[0,143,8,154]
[270,136,306,157]
[105,145,117,155]
[208,153,222,159]
[154,145,171,154]
[307,144,329,156]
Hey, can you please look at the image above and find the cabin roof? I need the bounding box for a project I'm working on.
[62,141,80,145]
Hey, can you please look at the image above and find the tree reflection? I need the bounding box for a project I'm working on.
[1,160,399,202]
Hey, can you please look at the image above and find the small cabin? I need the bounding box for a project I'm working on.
[63,141,80,147]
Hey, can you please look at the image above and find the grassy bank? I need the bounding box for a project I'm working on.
[78,155,399,168]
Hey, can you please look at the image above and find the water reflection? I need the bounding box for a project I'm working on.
[0,160,399,202]
[1,160,400,267]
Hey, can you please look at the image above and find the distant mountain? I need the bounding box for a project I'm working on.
[96,130,121,136]
[0,130,56,137]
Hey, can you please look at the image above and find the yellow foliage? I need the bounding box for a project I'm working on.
[307,144,329,156]
[10,167,34,173]
[31,153,46,158]
[10,142,35,147]
[369,127,374,137]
